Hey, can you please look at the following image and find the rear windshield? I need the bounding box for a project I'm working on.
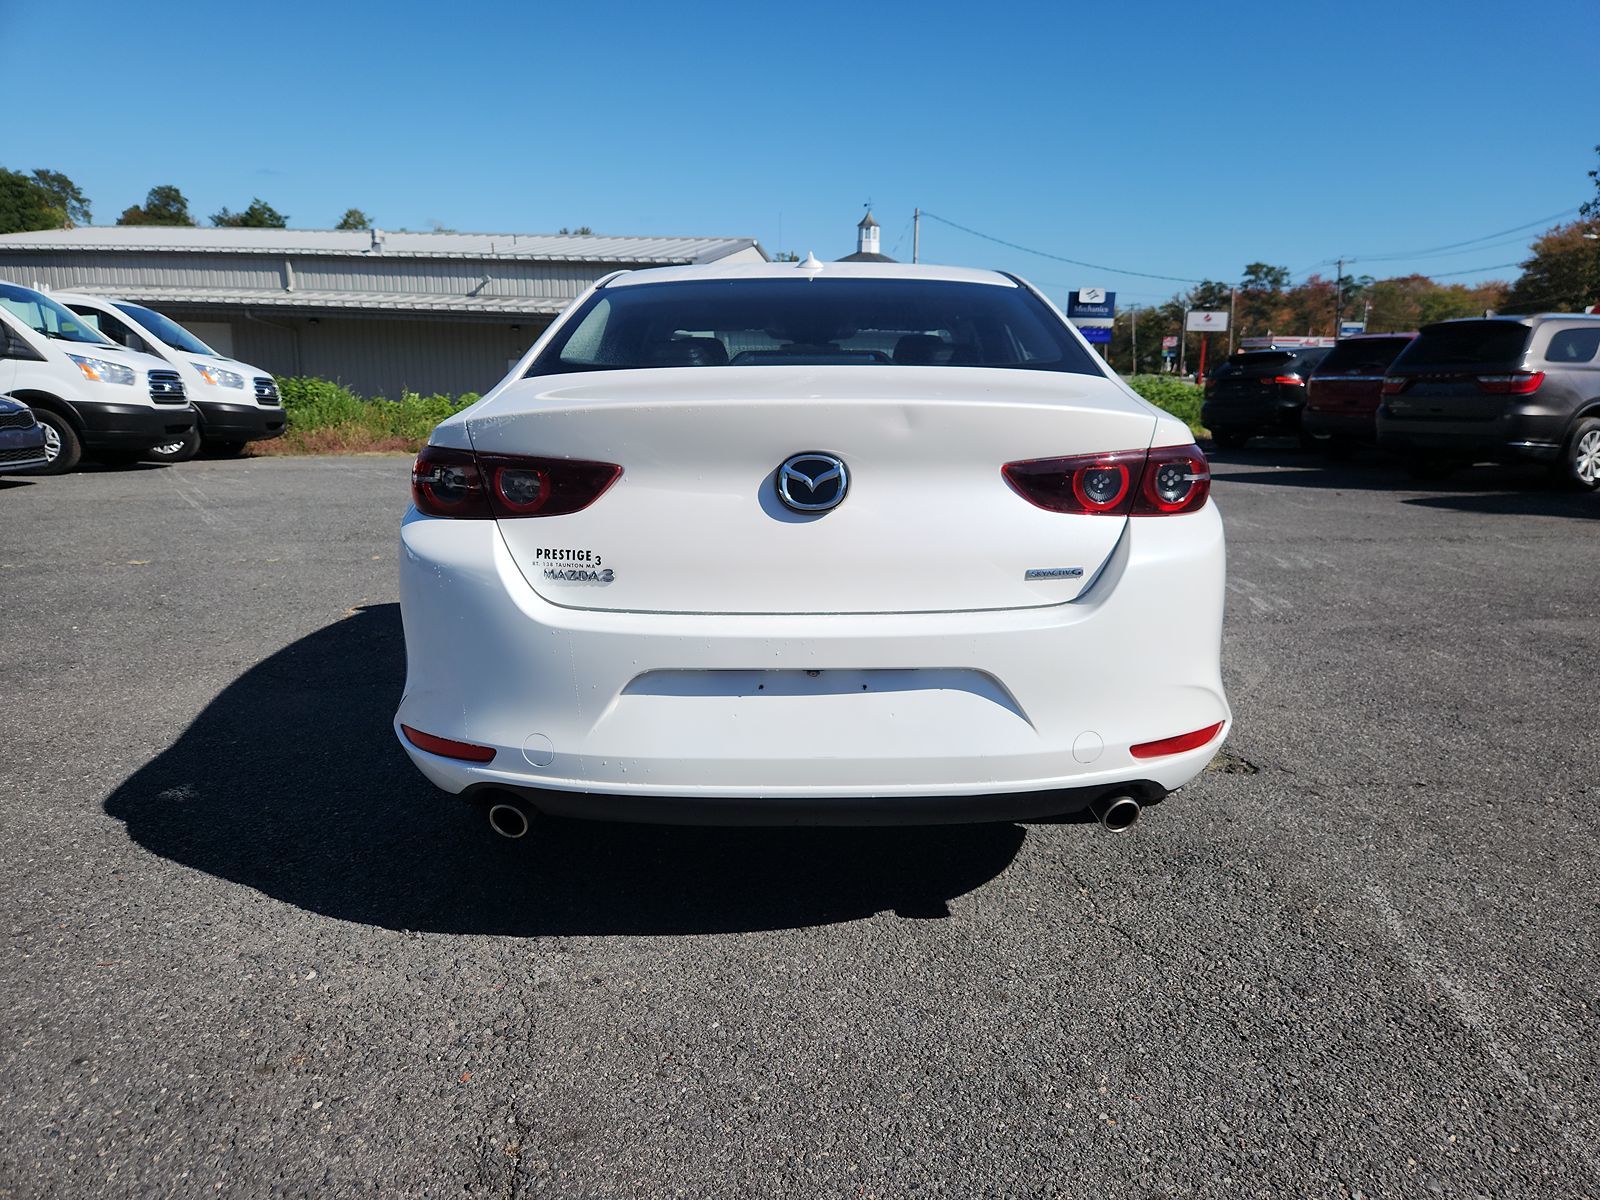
[1224,351,1295,368]
[526,278,1105,376]
[1313,336,1414,375]
[1399,321,1531,369]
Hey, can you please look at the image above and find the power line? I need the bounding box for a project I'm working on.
[1425,260,1526,279]
[920,211,1208,284]
[1288,206,1581,280]
[886,215,914,260]
[1345,207,1581,263]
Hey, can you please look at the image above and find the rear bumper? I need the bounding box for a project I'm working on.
[1202,396,1302,434]
[195,399,285,442]
[460,777,1173,827]
[75,400,197,450]
[1376,405,1565,462]
[394,507,1231,819]
[1301,408,1375,442]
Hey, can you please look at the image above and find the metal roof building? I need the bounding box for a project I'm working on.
[0,227,767,397]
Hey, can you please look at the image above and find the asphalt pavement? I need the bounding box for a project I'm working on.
[2,449,1597,1199]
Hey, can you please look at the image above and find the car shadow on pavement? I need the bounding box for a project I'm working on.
[1206,450,1571,496]
[1402,490,1600,519]
[103,605,1032,936]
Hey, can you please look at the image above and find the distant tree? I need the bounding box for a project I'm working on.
[1233,263,1291,339]
[1500,219,1600,314]
[771,250,801,262]
[335,208,372,230]
[1240,262,1290,293]
[0,166,93,232]
[0,167,63,233]
[30,169,91,226]
[117,184,196,226]
[558,226,595,236]
[1581,143,1600,219]
[1184,280,1233,311]
[212,198,288,228]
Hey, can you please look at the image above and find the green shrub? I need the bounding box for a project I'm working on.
[265,377,481,454]
[1123,374,1204,434]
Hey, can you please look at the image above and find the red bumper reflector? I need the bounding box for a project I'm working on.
[400,724,497,763]
[1130,721,1225,760]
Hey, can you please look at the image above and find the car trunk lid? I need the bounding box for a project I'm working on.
[1385,321,1533,421]
[466,366,1159,614]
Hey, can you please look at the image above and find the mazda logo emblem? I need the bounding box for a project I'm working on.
[777,452,849,513]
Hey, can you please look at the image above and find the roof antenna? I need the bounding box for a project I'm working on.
[798,251,822,271]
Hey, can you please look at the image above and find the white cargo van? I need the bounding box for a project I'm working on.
[55,293,284,460]
[0,281,196,474]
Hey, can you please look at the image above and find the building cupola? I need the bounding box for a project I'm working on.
[837,208,895,263]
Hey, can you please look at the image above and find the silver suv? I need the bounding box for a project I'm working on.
[1376,314,1600,488]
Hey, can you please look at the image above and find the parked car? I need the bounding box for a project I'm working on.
[1202,345,1334,448]
[1377,314,1600,487]
[1302,333,1418,454]
[395,261,1229,836]
[0,281,196,474]
[55,293,284,461]
[0,393,48,476]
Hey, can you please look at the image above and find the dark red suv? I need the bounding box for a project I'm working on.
[1302,333,1417,454]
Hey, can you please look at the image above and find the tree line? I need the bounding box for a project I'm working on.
[1113,147,1600,373]
[0,168,371,232]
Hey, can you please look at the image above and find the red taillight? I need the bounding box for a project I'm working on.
[1130,721,1224,760]
[1138,445,1212,514]
[1266,374,1303,386]
[1003,444,1210,517]
[411,445,621,519]
[1475,371,1545,395]
[400,724,498,763]
[1381,377,1409,395]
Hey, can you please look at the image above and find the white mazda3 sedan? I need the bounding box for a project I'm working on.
[395,260,1229,831]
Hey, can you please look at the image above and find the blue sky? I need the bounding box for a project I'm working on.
[4,0,1594,308]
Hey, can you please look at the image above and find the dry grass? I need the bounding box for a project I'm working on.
[247,428,420,457]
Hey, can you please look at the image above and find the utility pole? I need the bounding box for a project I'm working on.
[1334,257,1344,336]
[912,208,920,264]
[1179,308,1189,377]
[1130,305,1138,375]
[1228,287,1237,356]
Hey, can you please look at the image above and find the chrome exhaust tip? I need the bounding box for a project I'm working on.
[1092,793,1141,833]
[486,795,534,839]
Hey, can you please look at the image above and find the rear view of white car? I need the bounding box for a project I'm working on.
[395,261,1228,833]
[54,293,284,461]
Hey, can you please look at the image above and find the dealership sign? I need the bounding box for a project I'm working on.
[1185,310,1228,332]
[1068,287,1116,323]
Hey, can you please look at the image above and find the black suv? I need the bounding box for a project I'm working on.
[1201,346,1333,448]
[1376,315,1600,488]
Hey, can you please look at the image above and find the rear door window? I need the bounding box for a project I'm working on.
[1544,327,1600,365]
